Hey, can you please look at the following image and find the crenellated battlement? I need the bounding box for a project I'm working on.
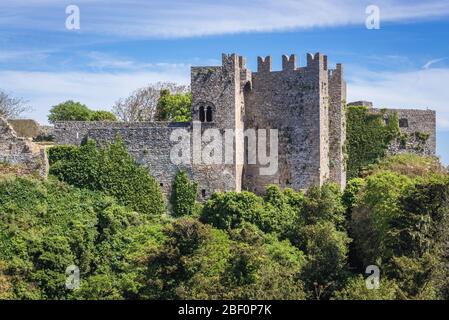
[253,53,337,73]
[282,54,297,71]
[306,52,328,70]
[257,56,272,72]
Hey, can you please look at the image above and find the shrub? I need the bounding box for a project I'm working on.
[49,137,165,216]
[201,191,266,230]
[170,170,198,217]
[362,154,445,178]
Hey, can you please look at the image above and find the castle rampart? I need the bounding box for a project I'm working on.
[52,53,436,199]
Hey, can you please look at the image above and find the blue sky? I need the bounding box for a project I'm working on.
[1,0,449,163]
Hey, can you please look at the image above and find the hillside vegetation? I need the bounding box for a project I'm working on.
[1,138,448,299]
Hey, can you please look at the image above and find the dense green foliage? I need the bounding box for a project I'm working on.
[0,177,167,299]
[48,100,117,123]
[48,137,165,216]
[170,170,198,217]
[1,145,449,300]
[201,185,300,238]
[346,106,399,180]
[155,89,192,122]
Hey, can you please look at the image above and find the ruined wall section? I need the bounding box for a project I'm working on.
[328,64,347,189]
[53,120,235,199]
[373,108,436,156]
[0,117,47,177]
[244,53,330,193]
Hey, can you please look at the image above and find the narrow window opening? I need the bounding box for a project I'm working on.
[201,189,206,198]
[206,106,213,122]
[399,118,409,128]
[199,106,205,122]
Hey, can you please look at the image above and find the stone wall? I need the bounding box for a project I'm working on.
[372,108,436,156]
[7,119,41,138]
[0,117,48,177]
[55,120,242,200]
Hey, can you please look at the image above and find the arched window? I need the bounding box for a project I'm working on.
[199,106,205,122]
[206,106,213,122]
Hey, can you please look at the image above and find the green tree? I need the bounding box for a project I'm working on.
[143,217,228,299]
[333,275,400,300]
[90,110,117,121]
[350,171,411,268]
[384,175,449,299]
[295,221,351,300]
[201,191,266,231]
[171,170,198,217]
[48,100,116,123]
[262,185,298,237]
[222,223,307,300]
[300,183,346,228]
[155,89,192,122]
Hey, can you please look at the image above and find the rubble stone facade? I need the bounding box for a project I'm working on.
[0,117,48,177]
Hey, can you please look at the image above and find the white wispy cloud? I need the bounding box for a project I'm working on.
[1,0,449,38]
[0,49,51,63]
[422,58,446,69]
[0,66,190,124]
[347,67,449,130]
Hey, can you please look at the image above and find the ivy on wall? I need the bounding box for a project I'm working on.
[346,106,400,180]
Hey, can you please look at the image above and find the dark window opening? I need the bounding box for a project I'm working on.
[206,106,213,122]
[160,183,164,187]
[399,118,409,128]
[201,189,206,198]
[199,106,205,122]
[399,139,407,150]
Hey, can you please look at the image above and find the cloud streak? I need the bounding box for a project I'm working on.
[2,0,449,38]
[348,67,449,131]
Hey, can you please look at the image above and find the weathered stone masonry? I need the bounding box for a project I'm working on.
[53,53,436,198]
[0,117,48,177]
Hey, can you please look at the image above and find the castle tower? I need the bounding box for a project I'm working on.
[328,64,347,188]
[243,52,333,193]
[190,54,251,195]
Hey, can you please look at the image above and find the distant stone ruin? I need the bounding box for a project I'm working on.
[0,117,48,177]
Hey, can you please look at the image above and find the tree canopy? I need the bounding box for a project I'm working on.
[48,100,117,123]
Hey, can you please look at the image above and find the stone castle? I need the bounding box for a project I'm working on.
[1,53,436,198]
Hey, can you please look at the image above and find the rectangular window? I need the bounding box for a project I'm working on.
[399,118,409,128]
